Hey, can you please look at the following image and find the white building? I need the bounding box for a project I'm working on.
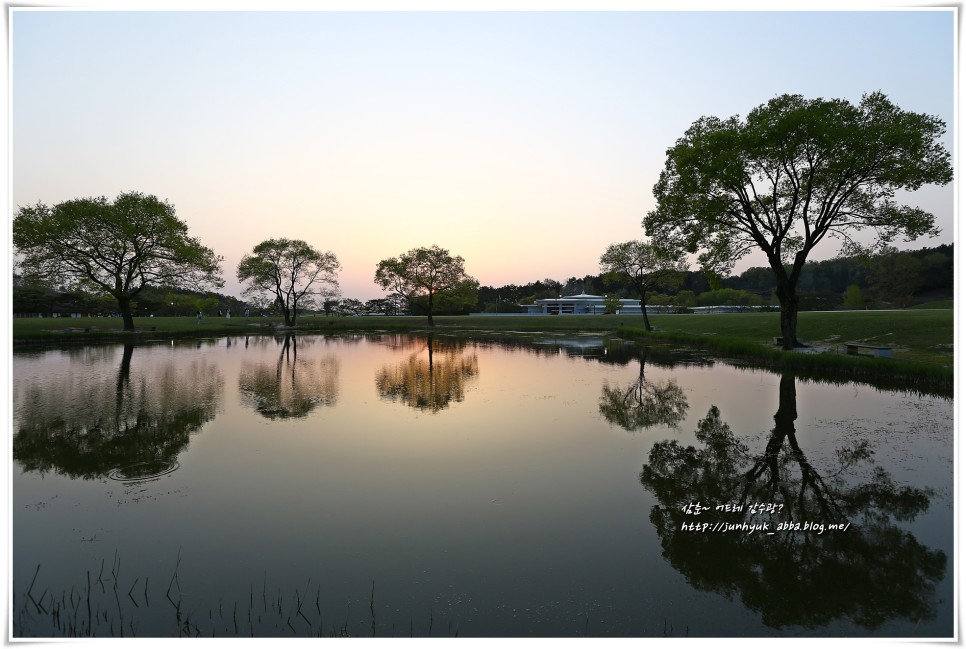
[520,293,644,315]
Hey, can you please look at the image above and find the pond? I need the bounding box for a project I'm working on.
[11,332,954,638]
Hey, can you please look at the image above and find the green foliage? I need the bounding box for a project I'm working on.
[339,298,366,316]
[374,245,475,325]
[409,280,479,316]
[465,244,949,317]
[600,239,688,330]
[141,285,243,317]
[648,293,673,307]
[674,290,697,307]
[13,191,223,329]
[870,247,924,306]
[363,297,407,316]
[696,288,762,307]
[843,284,866,309]
[645,92,952,344]
[478,279,560,312]
[237,238,341,326]
[794,290,841,311]
[164,291,206,317]
[322,299,341,316]
[12,276,103,316]
[646,92,951,272]
[602,293,622,314]
[519,288,559,305]
[916,249,954,293]
[722,245,951,308]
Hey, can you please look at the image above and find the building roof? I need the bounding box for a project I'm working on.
[532,294,639,303]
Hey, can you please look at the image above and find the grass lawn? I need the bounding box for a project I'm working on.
[645,310,953,366]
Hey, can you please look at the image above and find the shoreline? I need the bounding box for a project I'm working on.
[12,312,953,395]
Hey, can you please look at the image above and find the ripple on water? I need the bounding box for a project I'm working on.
[107,460,179,482]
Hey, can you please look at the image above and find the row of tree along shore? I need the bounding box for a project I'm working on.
[13,92,953,349]
[13,243,952,322]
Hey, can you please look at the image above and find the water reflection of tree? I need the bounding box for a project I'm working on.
[599,348,689,431]
[14,343,224,480]
[639,373,946,630]
[367,333,425,352]
[238,335,339,419]
[375,335,479,412]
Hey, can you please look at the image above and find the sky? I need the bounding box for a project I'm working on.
[9,3,956,302]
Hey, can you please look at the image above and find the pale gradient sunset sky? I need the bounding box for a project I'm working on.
[11,5,955,301]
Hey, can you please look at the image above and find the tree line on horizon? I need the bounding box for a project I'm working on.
[13,242,952,321]
[13,92,954,343]
[476,243,953,314]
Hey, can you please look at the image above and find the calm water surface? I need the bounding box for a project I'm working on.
[11,333,953,637]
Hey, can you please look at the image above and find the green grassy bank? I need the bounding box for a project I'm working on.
[12,309,953,389]
[646,310,952,365]
[627,310,951,393]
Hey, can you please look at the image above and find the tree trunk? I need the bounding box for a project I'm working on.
[775,277,800,350]
[115,343,135,426]
[118,295,135,331]
[639,298,652,332]
[755,372,798,493]
[427,292,435,327]
[280,299,293,327]
[774,372,797,437]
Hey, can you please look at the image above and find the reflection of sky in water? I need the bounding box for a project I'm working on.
[11,335,953,637]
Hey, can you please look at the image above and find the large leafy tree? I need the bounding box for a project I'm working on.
[374,245,475,326]
[644,92,952,349]
[599,240,687,331]
[409,278,480,316]
[237,238,341,327]
[13,191,223,330]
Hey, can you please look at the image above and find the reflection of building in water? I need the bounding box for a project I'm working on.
[375,336,479,413]
[13,343,224,479]
[238,335,339,419]
[533,337,606,354]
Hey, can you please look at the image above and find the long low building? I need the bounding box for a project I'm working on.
[520,293,643,315]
